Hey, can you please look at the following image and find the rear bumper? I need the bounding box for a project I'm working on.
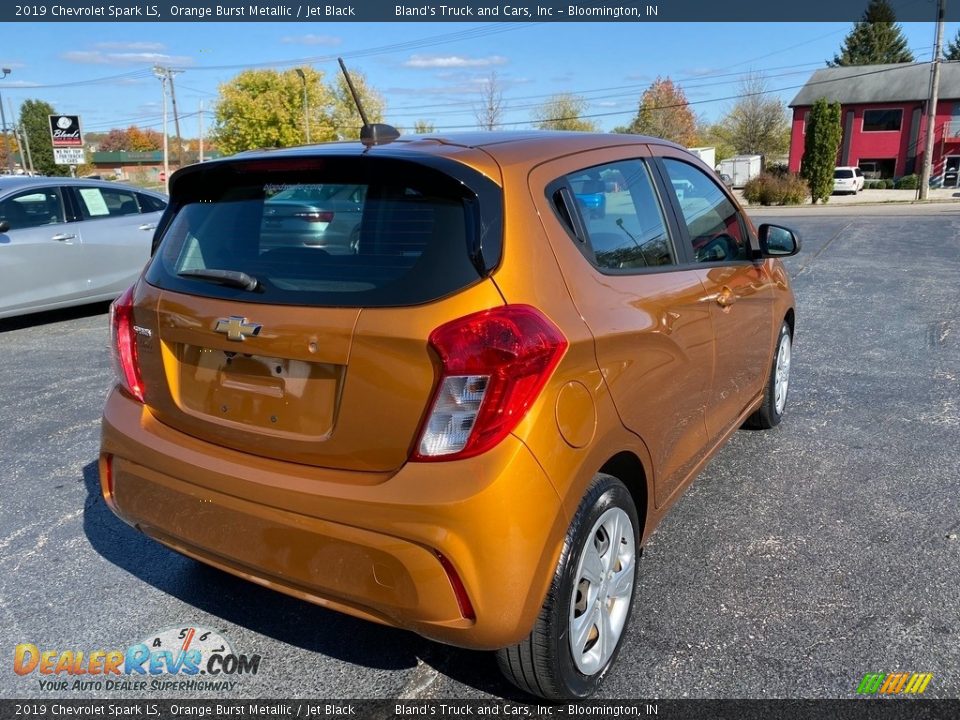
[100,388,565,650]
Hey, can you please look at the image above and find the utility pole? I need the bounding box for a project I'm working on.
[166,68,185,169]
[920,0,946,200]
[198,99,204,163]
[154,67,169,192]
[0,67,13,175]
[7,97,32,174]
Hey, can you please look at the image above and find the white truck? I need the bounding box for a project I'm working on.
[716,155,762,188]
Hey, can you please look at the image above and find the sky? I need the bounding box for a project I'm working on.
[0,21,953,139]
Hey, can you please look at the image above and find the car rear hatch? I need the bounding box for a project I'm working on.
[133,151,504,473]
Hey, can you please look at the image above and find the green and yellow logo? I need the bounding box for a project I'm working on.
[856,672,933,695]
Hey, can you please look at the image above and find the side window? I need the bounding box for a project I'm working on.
[0,187,65,230]
[661,159,749,264]
[74,186,142,220]
[136,193,168,213]
[561,159,674,271]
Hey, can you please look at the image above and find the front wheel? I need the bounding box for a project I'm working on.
[745,321,792,429]
[496,474,639,699]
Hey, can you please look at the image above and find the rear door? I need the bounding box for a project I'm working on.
[655,150,776,440]
[529,147,714,508]
[68,184,162,296]
[0,185,87,316]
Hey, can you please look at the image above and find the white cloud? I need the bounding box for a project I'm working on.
[95,42,166,51]
[403,55,507,69]
[62,50,194,66]
[280,34,341,46]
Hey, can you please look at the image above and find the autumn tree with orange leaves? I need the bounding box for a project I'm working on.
[619,77,698,147]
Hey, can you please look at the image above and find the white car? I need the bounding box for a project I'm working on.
[833,167,865,194]
[0,177,167,319]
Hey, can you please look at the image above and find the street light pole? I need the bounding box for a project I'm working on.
[295,68,310,144]
[0,68,14,175]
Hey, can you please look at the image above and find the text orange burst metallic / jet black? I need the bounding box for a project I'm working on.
[100,130,799,699]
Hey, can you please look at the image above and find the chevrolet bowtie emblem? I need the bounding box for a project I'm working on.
[213,316,262,342]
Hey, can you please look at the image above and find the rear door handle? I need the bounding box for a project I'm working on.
[51,233,76,242]
[139,223,157,231]
[716,286,736,308]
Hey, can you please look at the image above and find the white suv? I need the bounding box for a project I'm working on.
[834,166,865,194]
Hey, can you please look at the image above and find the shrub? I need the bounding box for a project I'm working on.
[883,179,895,189]
[765,162,790,178]
[865,180,881,189]
[895,174,919,189]
[742,172,808,206]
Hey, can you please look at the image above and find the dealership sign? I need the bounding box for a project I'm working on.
[53,148,86,165]
[49,115,83,148]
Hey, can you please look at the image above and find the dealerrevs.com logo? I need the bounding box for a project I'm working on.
[13,626,261,692]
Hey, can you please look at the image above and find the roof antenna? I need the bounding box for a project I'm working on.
[338,57,399,147]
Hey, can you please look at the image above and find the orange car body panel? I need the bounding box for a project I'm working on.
[100,132,795,650]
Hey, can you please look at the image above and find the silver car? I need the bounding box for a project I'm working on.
[261,184,365,253]
[0,177,166,319]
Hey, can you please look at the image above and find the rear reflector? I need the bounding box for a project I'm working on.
[110,286,145,403]
[435,551,475,621]
[412,305,567,461]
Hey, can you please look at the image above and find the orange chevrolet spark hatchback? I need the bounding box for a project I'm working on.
[100,131,798,698]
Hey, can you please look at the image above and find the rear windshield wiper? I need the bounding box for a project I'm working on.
[177,268,260,291]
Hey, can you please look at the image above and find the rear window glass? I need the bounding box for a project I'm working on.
[145,158,496,308]
[834,169,854,179]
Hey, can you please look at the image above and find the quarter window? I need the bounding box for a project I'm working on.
[561,159,674,271]
[661,159,749,264]
[0,187,65,230]
[863,109,902,132]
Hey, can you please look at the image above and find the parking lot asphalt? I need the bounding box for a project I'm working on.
[1,204,958,702]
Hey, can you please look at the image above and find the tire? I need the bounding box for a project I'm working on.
[745,321,792,429]
[496,474,640,699]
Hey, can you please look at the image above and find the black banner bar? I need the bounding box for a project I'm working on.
[2,700,960,720]
[2,0,958,23]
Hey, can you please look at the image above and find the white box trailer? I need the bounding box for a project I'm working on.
[717,155,762,188]
[688,146,716,169]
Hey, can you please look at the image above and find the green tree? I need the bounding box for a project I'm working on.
[944,29,960,61]
[713,73,791,158]
[20,99,68,177]
[213,67,334,155]
[413,120,436,134]
[622,77,698,147]
[829,0,913,66]
[801,98,843,203]
[532,93,598,132]
[329,70,385,140]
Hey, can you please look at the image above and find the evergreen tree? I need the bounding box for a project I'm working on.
[801,98,843,204]
[829,0,914,66]
[20,99,69,177]
[944,29,960,61]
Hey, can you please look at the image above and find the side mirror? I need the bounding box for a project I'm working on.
[0,220,9,233]
[758,223,800,257]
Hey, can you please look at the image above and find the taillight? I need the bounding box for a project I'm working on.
[110,286,145,403]
[412,305,568,461]
[293,211,334,222]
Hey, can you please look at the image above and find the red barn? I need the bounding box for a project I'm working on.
[788,63,960,186]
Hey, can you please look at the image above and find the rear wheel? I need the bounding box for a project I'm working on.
[745,321,792,429]
[497,474,639,699]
